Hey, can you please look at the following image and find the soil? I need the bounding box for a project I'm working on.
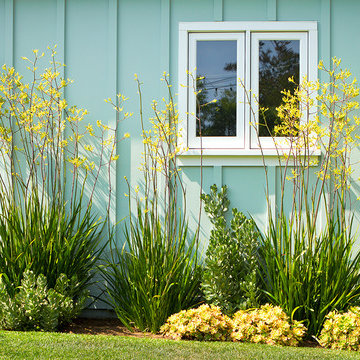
[62,318,164,338]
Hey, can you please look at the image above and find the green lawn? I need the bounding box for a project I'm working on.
[1,331,360,360]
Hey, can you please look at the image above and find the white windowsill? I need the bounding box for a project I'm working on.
[177,148,321,167]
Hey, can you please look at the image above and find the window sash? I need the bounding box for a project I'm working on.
[250,32,308,149]
[188,32,245,149]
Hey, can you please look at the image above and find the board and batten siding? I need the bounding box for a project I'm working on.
[1,0,360,309]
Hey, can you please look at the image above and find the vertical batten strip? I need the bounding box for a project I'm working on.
[244,30,251,150]
[213,0,223,21]
[320,0,331,71]
[4,0,13,66]
[160,0,170,76]
[108,0,118,99]
[319,0,331,231]
[2,0,13,199]
[266,0,277,21]
[56,0,66,80]
[265,0,276,216]
[213,166,223,188]
[212,0,224,186]
[266,166,276,224]
[108,0,118,227]
[159,0,172,206]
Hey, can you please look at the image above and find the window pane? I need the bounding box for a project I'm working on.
[258,40,300,137]
[196,40,237,137]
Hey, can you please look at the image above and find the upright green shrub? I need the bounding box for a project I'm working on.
[201,184,260,314]
[101,75,201,333]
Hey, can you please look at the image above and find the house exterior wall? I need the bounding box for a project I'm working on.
[1,0,360,303]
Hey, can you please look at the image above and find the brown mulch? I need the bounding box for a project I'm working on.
[300,339,321,348]
[61,317,164,338]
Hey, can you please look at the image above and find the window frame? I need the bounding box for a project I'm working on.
[178,21,318,158]
[250,31,308,149]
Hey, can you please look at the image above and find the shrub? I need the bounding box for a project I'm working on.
[160,304,233,341]
[101,75,201,333]
[231,304,306,346]
[0,270,87,331]
[319,308,360,351]
[200,184,260,314]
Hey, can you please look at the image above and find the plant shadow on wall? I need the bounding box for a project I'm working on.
[250,57,360,337]
[0,48,128,331]
[101,74,202,334]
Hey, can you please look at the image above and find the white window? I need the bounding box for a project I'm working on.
[178,22,318,156]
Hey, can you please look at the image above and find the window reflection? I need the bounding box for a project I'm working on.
[196,40,237,137]
[258,40,300,137]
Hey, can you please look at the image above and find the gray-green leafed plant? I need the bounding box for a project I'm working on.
[201,184,261,314]
[0,270,87,331]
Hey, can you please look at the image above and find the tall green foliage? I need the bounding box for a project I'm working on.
[102,205,200,333]
[201,184,260,314]
[0,191,105,298]
[260,215,360,336]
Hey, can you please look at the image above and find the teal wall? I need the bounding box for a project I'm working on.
[1,0,360,306]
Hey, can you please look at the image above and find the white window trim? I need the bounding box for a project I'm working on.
[178,21,318,164]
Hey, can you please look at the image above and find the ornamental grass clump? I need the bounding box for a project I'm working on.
[231,304,306,346]
[160,304,233,341]
[319,308,360,351]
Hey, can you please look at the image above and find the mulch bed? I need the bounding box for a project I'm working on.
[62,318,164,338]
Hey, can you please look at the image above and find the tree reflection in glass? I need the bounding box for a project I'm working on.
[196,40,237,137]
[258,40,300,137]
